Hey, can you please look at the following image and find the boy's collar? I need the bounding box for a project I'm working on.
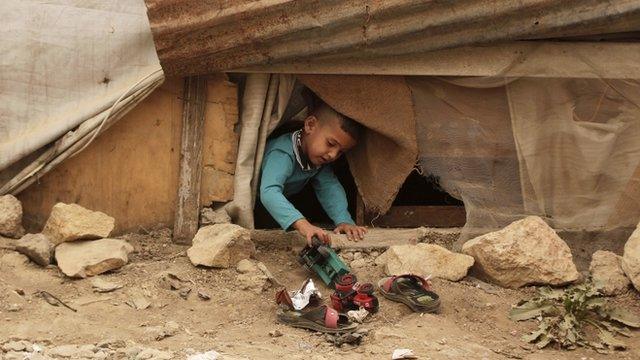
[292,130,319,171]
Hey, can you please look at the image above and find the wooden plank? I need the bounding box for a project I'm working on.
[173,76,207,244]
[365,205,466,228]
[250,227,461,250]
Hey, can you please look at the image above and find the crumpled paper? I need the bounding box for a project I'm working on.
[347,308,370,323]
[392,348,417,359]
[290,279,321,310]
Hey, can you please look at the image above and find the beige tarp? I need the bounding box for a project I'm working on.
[0,0,163,195]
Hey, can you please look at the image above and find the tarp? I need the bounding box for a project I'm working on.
[0,0,163,194]
[145,0,640,76]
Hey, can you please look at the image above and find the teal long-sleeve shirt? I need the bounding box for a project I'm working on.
[259,132,355,230]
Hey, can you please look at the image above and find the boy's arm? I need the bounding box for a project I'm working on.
[259,150,304,230]
[311,165,355,226]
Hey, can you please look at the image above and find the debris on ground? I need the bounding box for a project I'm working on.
[14,233,54,266]
[622,224,640,292]
[235,259,272,294]
[325,328,369,346]
[126,290,152,310]
[91,277,123,293]
[55,238,134,278]
[269,329,283,338]
[200,206,231,226]
[462,216,580,288]
[0,194,25,238]
[391,348,417,359]
[197,289,211,300]
[347,308,370,323]
[145,321,181,341]
[187,350,222,360]
[376,243,474,281]
[510,283,640,351]
[590,250,631,296]
[35,290,77,312]
[42,202,115,245]
[187,224,255,268]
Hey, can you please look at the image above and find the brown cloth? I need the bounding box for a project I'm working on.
[298,75,417,216]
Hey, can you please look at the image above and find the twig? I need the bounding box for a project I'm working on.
[36,290,77,312]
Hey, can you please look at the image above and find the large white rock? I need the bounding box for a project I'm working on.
[187,224,255,268]
[462,216,579,288]
[42,203,115,245]
[376,243,474,281]
[0,195,25,238]
[15,233,54,266]
[590,250,630,296]
[55,239,134,278]
[622,224,640,292]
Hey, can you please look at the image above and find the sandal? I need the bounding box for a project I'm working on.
[277,305,359,333]
[377,274,441,313]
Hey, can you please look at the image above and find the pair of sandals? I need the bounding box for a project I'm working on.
[277,274,440,333]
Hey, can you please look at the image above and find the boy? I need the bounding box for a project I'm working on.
[259,102,367,245]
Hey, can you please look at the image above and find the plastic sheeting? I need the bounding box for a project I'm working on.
[409,77,640,240]
[145,0,640,76]
[0,0,163,193]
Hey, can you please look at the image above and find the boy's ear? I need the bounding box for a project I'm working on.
[304,115,318,134]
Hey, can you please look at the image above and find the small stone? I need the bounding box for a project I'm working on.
[236,259,258,274]
[237,272,269,294]
[3,352,30,360]
[14,233,54,266]
[135,348,173,360]
[97,339,126,349]
[92,277,123,293]
[2,340,33,352]
[0,194,25,238]
[269,329,283,337]
[352,252,363,260]
[197,289,211,300]
[46,344,95,358]
[200,207,231,225]
[55,238,134,278]
[341,252,354,261]
[622,223,640,292]
[350,258,367,269]
[462,216,579,288]
[42,203,115,245]
[145,321,180,341]
[126,292,151,310]
[187,224,255,268]
[590,250,630,296]
[370,251,379,258]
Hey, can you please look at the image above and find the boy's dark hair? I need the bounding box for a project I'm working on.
[304,88,363,141]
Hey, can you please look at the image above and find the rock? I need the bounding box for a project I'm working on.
[200,207,231,226]
[54,238,134,278]
[145,321,180,341]
[126,291,151,310]
[135,348,173,360]
[3,352,30,360]
[350,258,367,269]
[0,195,25,238]
[269,329,283,338]
[187,224,255,268]
[91,277,123,293]
[341,251,354,261]
[234,259,272,293]
[46,344,96,358]
[42,203,115,245]
[236,259,258,274]
[622,224,640,292]
[2,340,33,352]
[462,216,579,288]
[14,233,54,266]
[197,289,211,300]
[378,243,474,281]
[97,339,126,350]
[352,252,363,260]
[589,250,630,296]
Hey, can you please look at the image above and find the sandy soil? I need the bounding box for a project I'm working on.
[1,228,639,359]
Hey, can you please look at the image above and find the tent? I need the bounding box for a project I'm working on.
[2,0,640,243]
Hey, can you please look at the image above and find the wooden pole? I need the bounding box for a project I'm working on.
[173,76,207,244]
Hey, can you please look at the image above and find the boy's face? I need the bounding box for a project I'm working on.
[302,115,357,166]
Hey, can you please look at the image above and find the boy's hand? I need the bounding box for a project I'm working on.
[293,219,331,246]
[334,223,367,242]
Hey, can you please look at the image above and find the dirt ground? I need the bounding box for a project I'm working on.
[1,228,639,360]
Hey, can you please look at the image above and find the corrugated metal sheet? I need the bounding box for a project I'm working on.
[145,0,640,76]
